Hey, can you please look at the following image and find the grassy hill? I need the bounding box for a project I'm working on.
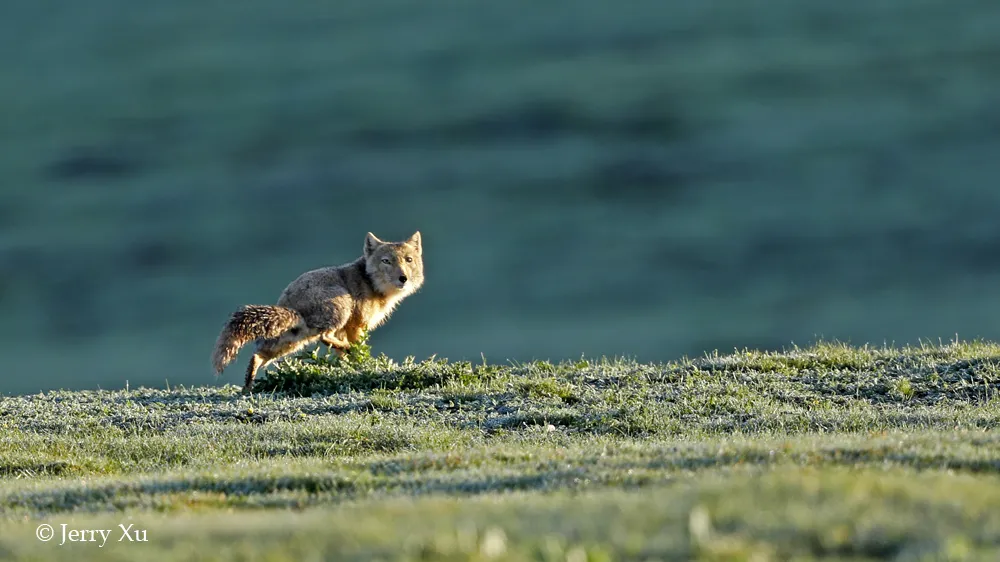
[2,340,1000,560]
[4,0,1000,394]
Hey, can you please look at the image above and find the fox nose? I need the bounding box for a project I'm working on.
[398,275,408,284]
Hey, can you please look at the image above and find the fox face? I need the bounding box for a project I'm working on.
[364,231,424,295]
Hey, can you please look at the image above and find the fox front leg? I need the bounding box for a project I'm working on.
[344,325,366,345]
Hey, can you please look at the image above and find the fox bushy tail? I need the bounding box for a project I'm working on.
[211,305,305,374]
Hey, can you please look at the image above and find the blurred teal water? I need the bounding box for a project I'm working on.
[2,0,1000,394]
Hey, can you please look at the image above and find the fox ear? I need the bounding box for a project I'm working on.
[364,232,384,257]
[407,231,422,253]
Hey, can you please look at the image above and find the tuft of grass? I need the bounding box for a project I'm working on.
[515,378,579,403]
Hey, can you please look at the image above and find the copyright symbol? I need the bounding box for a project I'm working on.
[36,524,53,542]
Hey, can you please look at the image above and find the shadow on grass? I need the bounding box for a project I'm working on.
[9,443,1000,516]
[253,355,501,395]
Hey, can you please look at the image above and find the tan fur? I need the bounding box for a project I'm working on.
[210,231,424,393]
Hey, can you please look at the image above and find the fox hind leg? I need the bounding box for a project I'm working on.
[318,332,349,359]
[244,353,264,394]
[241,292,352,392]
[299,291,352,336]
[302,292,353,355]
[320,332,350,350]
[242,334,319,393]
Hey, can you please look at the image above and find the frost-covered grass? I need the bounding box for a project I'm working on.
[2,340,1000,560]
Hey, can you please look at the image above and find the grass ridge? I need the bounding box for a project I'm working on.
[3,340,1000,560]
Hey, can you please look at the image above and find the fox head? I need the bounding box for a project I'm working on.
[364,231,424,295]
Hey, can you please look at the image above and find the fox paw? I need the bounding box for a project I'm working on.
[320,337,350,351]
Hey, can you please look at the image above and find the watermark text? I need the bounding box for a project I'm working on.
[36,523,148,547]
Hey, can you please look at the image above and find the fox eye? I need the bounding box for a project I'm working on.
[405,256,413,263]
[381,258,390,264]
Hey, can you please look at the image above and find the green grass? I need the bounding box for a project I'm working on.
[3,339,1000,560]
